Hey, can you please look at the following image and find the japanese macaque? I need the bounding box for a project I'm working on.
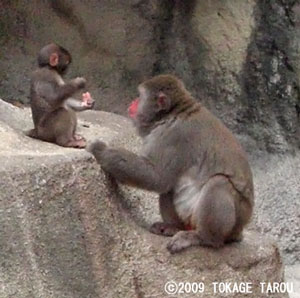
[88,75,254,253]
[27,43,95,148]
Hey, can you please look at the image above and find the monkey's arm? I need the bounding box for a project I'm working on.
[88,141,168,193]
[34,77,85,107]
[55,84,80,103]
[33,81,77,107]
[65,92,95,111]
[54,78,86,104]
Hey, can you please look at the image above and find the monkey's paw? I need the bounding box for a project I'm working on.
[167,231,199,254]
[150,222,180,237]
[82,92,95,109]
[74,134,86,142]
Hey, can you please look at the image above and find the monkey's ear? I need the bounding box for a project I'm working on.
[49,53,59,67]
[157,92,171,111]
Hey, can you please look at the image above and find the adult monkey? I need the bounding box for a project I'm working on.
[28,43,95,148]
[88,75,254,253]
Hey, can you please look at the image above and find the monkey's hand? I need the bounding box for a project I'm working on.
[87,140,107,160]
[72,77,87,89]
[81,92,95,109]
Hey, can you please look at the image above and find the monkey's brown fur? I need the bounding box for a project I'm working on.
[89,74,254,253]
[28,43,94,148]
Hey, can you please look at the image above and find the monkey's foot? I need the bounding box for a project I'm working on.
[150,222,181,237]
[73,134,85,141]
[167,231,201,254]
[65,139,87,148]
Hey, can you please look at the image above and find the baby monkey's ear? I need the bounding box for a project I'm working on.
[49,53,59,67]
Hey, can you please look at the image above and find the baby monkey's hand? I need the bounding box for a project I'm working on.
[81,92,95,109]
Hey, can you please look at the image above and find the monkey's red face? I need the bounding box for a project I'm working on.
[128,84,171,137]
[128,86,169,122]
[128,98,139,119]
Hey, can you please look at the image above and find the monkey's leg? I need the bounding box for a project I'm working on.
[167,175,237,254]
[150,192,184,236]
[49,108,86,148]
[70,111,86,143]
[226,198,252,243]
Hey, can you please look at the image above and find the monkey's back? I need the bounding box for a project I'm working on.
[186,106,254,204]
[143,104,254,205]
[30,68,60,127]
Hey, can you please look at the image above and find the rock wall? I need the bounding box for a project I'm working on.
[0,0,299,152]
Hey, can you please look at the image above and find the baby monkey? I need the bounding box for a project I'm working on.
[89,75,254,254]
[28,43,95,148]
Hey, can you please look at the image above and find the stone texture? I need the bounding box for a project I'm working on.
[250,153,300,265]
[0,99,288,298]
[285,265,300,298]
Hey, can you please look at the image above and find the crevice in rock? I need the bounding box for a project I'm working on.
[48,0,104,54]
[49,0,89,45]
[133,271,145,298]
[240,0,300,152]
[151,0,176,75]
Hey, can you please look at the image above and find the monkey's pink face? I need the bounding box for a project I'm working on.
[128,98,139,119]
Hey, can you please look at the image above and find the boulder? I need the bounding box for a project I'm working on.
[0,99,288,297]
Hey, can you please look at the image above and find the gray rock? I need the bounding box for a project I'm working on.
[250,153,300,265]
[0,99,287,298]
